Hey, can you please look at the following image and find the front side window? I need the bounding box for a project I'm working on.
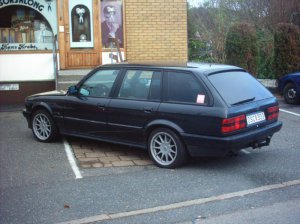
[118,70,162,100]
[79,69,119,97]
[166,71,208,104]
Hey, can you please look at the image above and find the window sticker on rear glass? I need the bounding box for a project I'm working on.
[196,94,205,104]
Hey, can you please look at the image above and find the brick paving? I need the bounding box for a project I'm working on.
[67,138,153,168]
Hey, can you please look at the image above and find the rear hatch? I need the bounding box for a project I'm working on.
[208,71,279,135]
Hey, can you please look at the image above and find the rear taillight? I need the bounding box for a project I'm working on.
[267,106,279,121]
[222,115,246,134]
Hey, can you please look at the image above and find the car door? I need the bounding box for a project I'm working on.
[159,70,214,136]
[63,69,121,137]
[106,69,162,144]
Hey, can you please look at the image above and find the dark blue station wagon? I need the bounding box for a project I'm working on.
[23,63,282,168]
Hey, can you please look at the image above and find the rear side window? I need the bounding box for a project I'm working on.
[208,71,273,106]
[165,71,208,104]
[118,70,162,100]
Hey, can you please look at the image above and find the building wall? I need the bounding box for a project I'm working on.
[125,0,188,63]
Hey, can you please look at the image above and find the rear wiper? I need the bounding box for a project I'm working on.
[231,97,255,106]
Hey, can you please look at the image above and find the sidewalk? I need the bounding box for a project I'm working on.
[0,104,23,112]
[187,198,300,224]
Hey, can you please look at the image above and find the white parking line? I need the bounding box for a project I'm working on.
[63,139,82,179]
[279,109,300,117]
[57,179,300,224]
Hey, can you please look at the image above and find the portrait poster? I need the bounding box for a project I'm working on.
[101,0,123,48]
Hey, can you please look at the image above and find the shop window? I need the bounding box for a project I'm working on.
[71,5,91,43]
[101,0,124,49]
[69,0,93,48]
[0,6,54,51]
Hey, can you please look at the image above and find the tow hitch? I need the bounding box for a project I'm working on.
[251,136,271,149]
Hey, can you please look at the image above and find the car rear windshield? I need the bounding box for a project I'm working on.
[208,71,273,106]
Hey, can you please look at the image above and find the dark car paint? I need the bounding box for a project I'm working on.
[23,63,282,156]
[278,72,300,94]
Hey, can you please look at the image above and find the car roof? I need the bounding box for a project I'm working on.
[99,62,245,75]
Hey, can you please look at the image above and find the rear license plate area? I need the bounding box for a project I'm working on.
[246,112,266,126]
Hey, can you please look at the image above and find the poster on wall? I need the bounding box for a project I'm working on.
[101,0,123,48]
[69,0,93,48]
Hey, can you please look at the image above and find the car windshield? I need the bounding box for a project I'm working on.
[208,71,273,106]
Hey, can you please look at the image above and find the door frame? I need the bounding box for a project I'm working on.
[57,0,126,69]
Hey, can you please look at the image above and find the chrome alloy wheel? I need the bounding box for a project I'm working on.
[33,113,52,141]
[150,132,178,166]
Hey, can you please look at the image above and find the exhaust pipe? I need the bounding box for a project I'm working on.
[252,136,271,149]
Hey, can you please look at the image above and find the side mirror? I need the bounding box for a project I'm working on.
[67,85,78,95]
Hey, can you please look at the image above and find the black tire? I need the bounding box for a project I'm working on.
[31,109,58,142]
[283,83,299,104]
[148,128,187,168]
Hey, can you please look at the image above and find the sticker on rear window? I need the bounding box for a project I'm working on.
[196,94,205,104]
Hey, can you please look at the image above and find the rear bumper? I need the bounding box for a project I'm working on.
[182,121,282,157]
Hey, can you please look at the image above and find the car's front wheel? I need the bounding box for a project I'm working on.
[148,128,187,168]
[283,83,299,104]
[32,110,58,142]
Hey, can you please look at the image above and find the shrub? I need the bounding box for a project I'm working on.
[188,39,215,63]
[256,28,275,79]
[274,23,300,80]
[225,23,257,76]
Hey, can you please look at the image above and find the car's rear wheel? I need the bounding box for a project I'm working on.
[148,128,187,168]
[283,83,299,104]
[32,110,58,142]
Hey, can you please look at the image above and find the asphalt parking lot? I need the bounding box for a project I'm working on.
[0,96,300,224]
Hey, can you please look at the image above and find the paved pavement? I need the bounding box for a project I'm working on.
[69,137,153,168]
[0,97,300,224]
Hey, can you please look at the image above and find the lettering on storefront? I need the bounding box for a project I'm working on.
[0,0,44,12]
[0,84,19,91]
[0,43,38,51]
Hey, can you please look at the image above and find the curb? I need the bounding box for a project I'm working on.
[258,79,278,94]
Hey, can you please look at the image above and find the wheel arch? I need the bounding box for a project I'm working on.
[282,80,294,91]
[144,120,188,153]
[29,103,54,127]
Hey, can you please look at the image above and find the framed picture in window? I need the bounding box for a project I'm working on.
[69,0,93,48]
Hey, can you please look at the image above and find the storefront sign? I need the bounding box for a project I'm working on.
[0,84,19,91]
[0,0,45,11]
[0,43,38,51]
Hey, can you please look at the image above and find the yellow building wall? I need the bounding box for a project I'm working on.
[125,0,188,63]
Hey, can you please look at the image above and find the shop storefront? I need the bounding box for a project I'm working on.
[0,0,126,104]
[0,0,187,105]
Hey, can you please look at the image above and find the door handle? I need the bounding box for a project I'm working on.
[97,103,106,111]
[143,107,153,113]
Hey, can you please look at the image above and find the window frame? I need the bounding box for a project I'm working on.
[162,69,211,106]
